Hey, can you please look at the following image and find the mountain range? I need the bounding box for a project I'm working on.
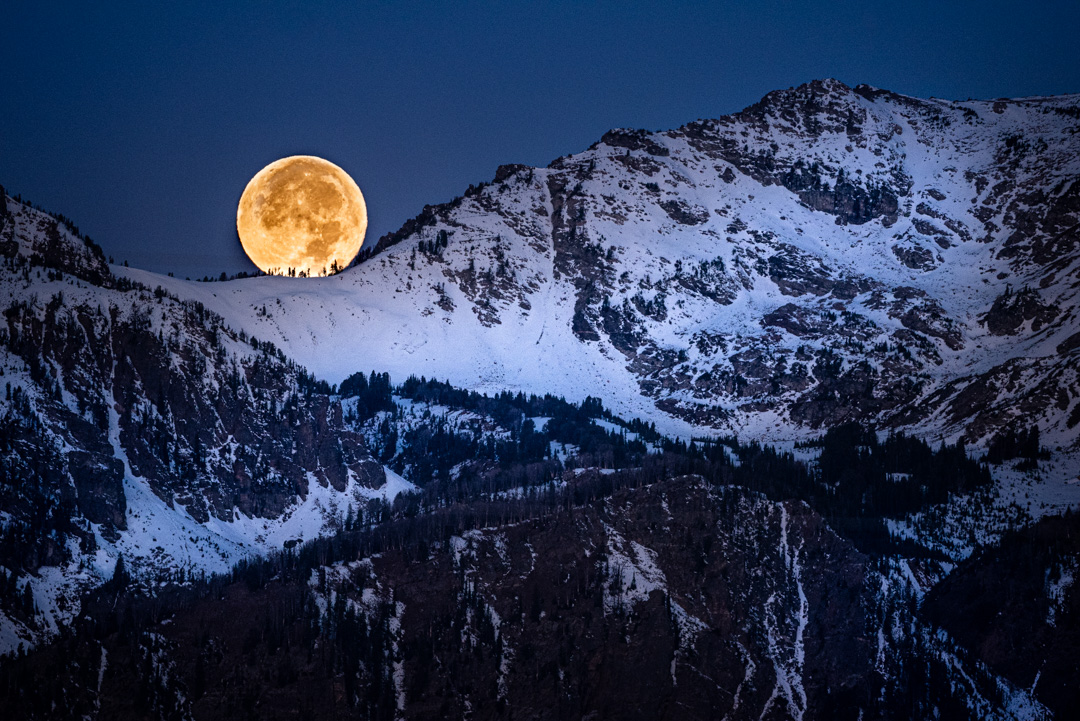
[1,78,1078,719]
[122,78,1080,449]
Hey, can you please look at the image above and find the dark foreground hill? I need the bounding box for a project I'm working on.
[5,470,1074,720]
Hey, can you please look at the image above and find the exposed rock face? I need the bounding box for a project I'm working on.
[981,286,1060,336]
[659,198,710,225]
[682,78,908,227]
[891,238,939,271]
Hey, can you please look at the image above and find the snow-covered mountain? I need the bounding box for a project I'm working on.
[0,191,416,652]
[1,79,1079,717]
[126,80,1080,460]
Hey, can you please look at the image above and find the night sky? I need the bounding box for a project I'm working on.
[3,1,1078,278]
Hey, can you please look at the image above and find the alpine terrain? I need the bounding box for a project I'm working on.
[1,79,1078,719]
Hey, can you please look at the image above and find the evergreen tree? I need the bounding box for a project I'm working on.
[111,554,128,589]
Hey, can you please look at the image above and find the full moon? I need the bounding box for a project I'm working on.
[237,155,367,277]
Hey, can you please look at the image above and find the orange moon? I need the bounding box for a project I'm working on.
[236,156,367,277]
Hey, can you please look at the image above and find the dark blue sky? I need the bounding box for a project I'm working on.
[3,1,1078,277]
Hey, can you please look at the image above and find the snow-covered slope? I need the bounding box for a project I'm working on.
[0,196,415,652]
[131,80,1080,455]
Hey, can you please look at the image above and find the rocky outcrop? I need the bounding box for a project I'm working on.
[981,286,1060,336]
[0,189,111,285]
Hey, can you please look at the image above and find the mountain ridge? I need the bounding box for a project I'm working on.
[1,80,1078,717]
[115,79,1080,454]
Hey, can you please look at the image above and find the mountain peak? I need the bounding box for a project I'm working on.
[231,82,1079,455]
[0,190,111,285]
